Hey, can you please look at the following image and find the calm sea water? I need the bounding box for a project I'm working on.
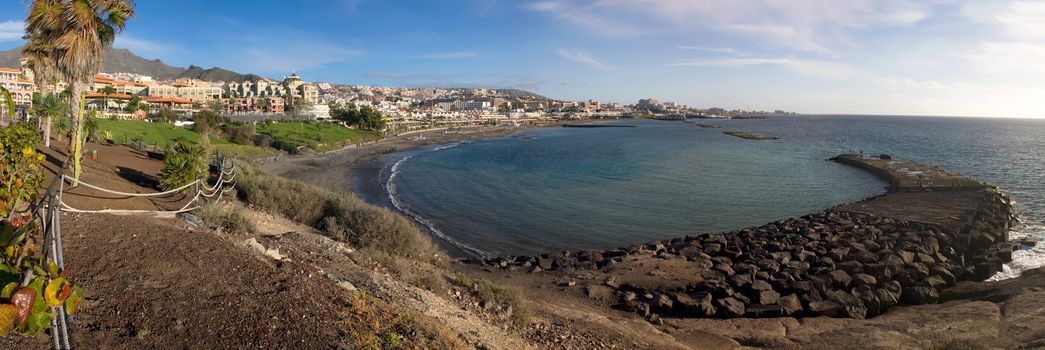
[354,115,1045,279]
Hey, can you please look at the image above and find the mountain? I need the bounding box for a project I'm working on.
[0,46,185,79]
[175,65,265,83]
[99,48,185,79]
[495,88,548,100]
[0,46,264,82]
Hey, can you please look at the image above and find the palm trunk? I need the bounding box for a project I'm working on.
[44,116,52,148]
[69,82,86,185]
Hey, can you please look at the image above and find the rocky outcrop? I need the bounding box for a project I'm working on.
[471,154,1024,321]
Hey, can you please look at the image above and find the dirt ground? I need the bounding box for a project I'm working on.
[38,142,199,212]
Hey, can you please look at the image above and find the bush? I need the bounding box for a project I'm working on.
[450,273,530,327]
[195,203,256,234]
[270,139,300,155]
[253,134,274,149]
[233,162,437,261]
[223,123,255,145]
[159,141,208,191]
[344,291,462,349]
[0,122,85,336]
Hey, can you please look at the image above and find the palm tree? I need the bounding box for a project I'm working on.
[100,85,116,116]
[25,0,135,183]
[31,93,67,146]
[21,3,61,144]
[0,85,14,120]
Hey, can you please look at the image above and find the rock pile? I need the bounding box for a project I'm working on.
[476,189,1016,320]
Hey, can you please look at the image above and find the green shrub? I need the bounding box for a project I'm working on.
[222,123,255,145]
[159,141,208,191]
[195,203,256,234]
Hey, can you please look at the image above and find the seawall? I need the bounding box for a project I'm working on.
[472,154,1020,320]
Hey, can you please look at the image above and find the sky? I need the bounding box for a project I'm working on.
[2,0,1045,118]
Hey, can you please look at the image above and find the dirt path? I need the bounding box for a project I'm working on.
[0,213,355,349]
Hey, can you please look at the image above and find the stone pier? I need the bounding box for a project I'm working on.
[474,154,1019,320]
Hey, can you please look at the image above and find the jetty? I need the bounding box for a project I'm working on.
[473,154,1019,320]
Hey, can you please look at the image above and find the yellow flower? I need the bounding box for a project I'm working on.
[21,147,33,157]
[37,154,45,162]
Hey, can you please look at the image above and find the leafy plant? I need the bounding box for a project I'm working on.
[0,122,84,337]
[0,86,14,119]
[159,141,208,191]
[101,130,114,143]
[51,116,71,143]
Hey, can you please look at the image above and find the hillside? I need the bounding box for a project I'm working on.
[0,46,263,82]
[495,88,548,100]
[175,65,265,82]
[0,46,185,79]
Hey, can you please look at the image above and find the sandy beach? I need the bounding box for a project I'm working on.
[258,121,589,194]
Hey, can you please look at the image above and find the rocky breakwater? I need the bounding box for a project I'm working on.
[473,154,1020,321]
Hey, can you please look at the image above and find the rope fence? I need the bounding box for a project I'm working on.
[57,159,237,216]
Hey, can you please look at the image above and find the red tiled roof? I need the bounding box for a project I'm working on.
[143,96,192,104]
[0,67,20,73]
[85,92,133,100]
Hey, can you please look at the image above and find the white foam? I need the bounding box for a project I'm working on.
[989,223,1045,281]
[385,148,489,259]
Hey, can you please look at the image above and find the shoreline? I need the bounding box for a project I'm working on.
[258,119,610,193]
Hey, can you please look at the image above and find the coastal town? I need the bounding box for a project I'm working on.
[2,57,795,134]
[4,1,1043,349]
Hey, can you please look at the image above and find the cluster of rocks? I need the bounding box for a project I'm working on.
[475,190,1017,320]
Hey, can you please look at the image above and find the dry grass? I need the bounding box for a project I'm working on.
[345,291,464,349]
[450,273,531,328]
[233,161,439,261]
[933,339,988,350]
[195,203,256,235]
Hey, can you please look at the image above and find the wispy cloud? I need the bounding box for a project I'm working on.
[244,44,362,73]
[0,20,23,42]
[525,1,651,38]
[676,46,741,54]
[364,71,545,90]
[413,51,480,60]
[668,57,948,90]
[527,0,931,54]
[556,48,615,69]
[114,35,173,59]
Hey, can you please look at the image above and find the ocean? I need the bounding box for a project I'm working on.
[354,115,1045,279]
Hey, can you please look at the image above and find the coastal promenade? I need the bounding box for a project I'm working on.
[474,154,1020,320]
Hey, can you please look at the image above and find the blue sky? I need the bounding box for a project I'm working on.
[2,0,1045,118]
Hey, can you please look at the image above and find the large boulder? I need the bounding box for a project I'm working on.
[826,290,868,319]
[714,297,746,318]
[829,270,853,289]
[673,292,716,317]
[809,300,843,317]
[900,285,939,305]
[779,294,803,316]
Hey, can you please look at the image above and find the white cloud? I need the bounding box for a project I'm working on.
[676,46,740,54]
[414,51,479,59]
[556,48,615,69]
[527,0,931,54]
[0,20,23,42]
[964,1,1045,41]
[967,41,1045,76]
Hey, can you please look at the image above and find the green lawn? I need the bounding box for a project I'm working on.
[95,119,274,157]
[97,119,205,147]
[255,122,379,152]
